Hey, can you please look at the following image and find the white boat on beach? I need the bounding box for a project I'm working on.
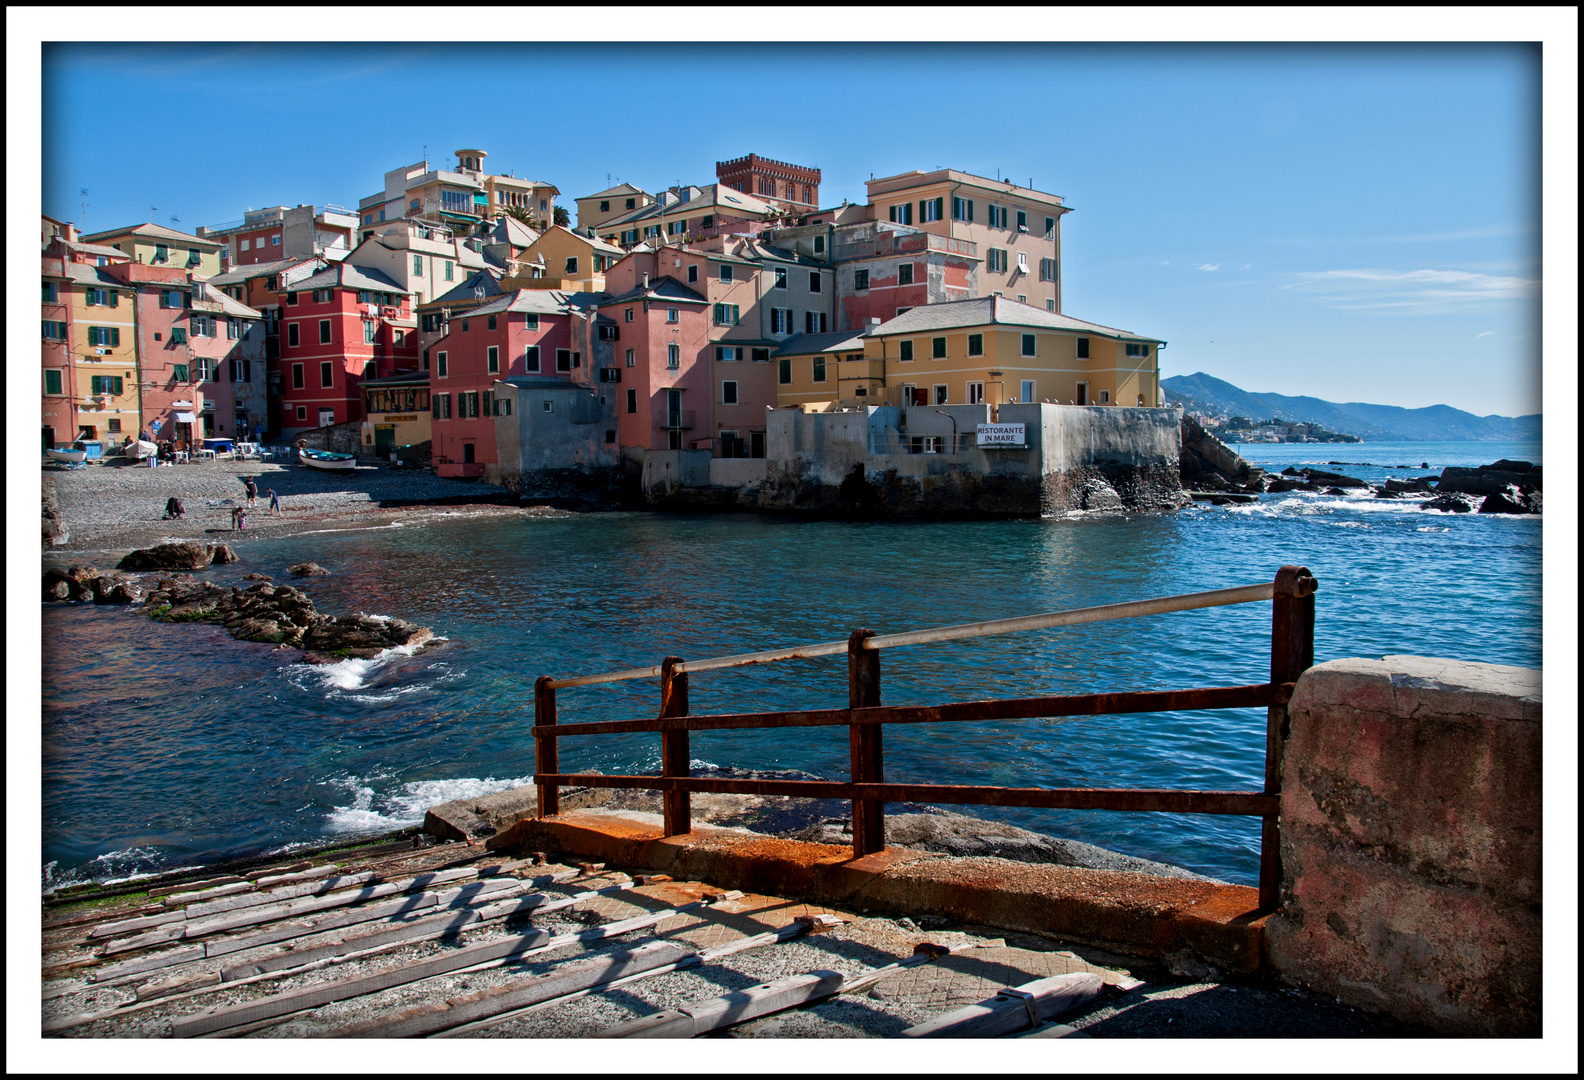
[122,439,158,461]
[46,446,87,464]
[298,448,359,471]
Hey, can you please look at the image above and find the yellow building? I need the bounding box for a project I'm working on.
[575,182,654,233]
[360,371,432,457]
[79,222,225,280]
[520,226,625,292]
[775,296,1164,411]
[58,262,141,445]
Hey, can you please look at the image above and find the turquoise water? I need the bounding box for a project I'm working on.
[40,440,1543,888]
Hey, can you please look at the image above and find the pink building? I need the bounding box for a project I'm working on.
[597,276,711,451]
[424,289,586,476]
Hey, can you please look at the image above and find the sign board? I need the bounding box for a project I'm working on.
[976,423,1026,447]
[150,419,162,432]
[385,415,418,423]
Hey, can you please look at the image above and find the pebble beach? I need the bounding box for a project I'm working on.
[42,457,526,557]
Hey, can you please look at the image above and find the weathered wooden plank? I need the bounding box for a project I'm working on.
[243,861,311,881]
[87,909,187,940]
[99,923,189,955]
[136,970,221,1002]
[161,881,255,907]
[900,972,1106,1038]
[328,941,696,1038]
[171,898,715,1038]
[85,945,208,983]
[184,871,376,918]
[148,875,245,898]
[253,863,341,888]
[176,868,478,940]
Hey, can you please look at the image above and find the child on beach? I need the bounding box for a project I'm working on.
[267,488,281,516]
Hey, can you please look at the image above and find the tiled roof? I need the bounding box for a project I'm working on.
[61,239,131,260]
[580,182,649,200]
[207,257,322,286]
[295,262,409,294]
[489,216,539,248]
[430,270,504,305]
[81,221,222,246]
[55,263,126,287]
[601,277,708,307]
[871,296,1162,343]
[202,289,262,320]
[461,289,583,318]
[772,330,869,356]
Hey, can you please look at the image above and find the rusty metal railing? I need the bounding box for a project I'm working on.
[534,565,1317,910]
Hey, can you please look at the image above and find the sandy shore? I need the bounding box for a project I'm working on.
[41,456,556,559]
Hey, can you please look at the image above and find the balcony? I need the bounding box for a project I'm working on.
[662,410,696,430]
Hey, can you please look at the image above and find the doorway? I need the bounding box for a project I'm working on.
[375,425,395,456]
[1075,382,1088,406]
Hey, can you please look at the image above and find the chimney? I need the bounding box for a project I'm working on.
[864,317,882,334]
[642,273,650,289]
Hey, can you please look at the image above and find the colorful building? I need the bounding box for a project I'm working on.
[359,371,432,459]
[715,153,821,213]
[344,219,493,308]
[357,149,559,237]
[197,204,358,268]
[769,328,871,412]
[780,296,1164,411]
[42,227,139,449]
[519,226,625,292]
[274,263,417,437]
[863,169,1069,313]
[574,183,654,233]
[79,222,225,281]
[599,184,782,248]
[596,276,711,452]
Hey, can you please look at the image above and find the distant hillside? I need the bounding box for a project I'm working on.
[1162,373,1542,442]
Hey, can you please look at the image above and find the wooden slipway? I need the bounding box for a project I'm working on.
[41,831,1139,1039]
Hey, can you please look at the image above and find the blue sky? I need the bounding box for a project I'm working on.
[34,40,1546,417]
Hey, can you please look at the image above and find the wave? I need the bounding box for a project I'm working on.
[42,846,199,893]
[322,772,536,835]
[285,636,450,696]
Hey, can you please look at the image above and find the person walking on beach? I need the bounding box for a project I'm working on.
[267,488,281,516]
[243,476,259,508]
[164,496,185,520]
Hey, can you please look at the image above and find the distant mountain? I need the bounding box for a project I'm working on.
[1162,373,1542,442]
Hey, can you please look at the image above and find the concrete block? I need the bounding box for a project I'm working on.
[1267,656,1542,1036]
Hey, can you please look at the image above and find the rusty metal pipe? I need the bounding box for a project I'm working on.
[544,582,1279,690]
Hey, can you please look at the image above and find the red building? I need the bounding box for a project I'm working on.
[715,154,820,212]
[276,263,417,436]
[598,277,712,451]
[423,289,586,476]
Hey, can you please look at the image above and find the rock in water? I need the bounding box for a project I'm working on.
[1425,493,1479,514]
[299,614,434,662]
[118,542,213,571]
[1479,485,1541,515]
[289,562,331,577]
[208,544,240,564]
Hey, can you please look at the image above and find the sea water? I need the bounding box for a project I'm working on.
[40,440,1543,889]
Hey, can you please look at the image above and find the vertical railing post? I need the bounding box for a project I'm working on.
[1262,564,1317,911]
[659,656,691,837]
[534,675,559,819]
[847,629,884,858]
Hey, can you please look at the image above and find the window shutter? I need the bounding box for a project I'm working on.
[967,200,974,222]
[110,290,118,307]
[112,328,121,346]
[888,206,897,223]
[919,200,927,222]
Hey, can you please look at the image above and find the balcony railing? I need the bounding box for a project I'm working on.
[662,411,696,430]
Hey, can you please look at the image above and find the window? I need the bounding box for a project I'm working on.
[487,345,499,373]
[888,203,913,226]
[88,326,121,347]
[525,346,541,372]
[625,348,635,367]
[967,381,985,405]
[1045,216,1056,238]
[626,388,638,413]
[722,380,738,404]
[1040,257,1057,282]
[626,198,636,210]
[716,346,739,362]
[42,320,69,340]
[318,361,333,387]
[621,230,638,245]
[808,271,821,292]
[462,391,480,418]
[86,286,109,306]
[713,303,740,326]
[412,255,424,276]
[1017,252,1030,275]
[952,196,974,222]
[967,333,984,357]
[599,200,610,212]
[1017,209,1028,231]
[812,355,826,383]
[899,340,914,363]
[853,268,869,291]
[897,263,914,286]
[170,327,188,345]
[266,275,279,291]
[987,249,1008,273]
[172,363,189,383]
[687,264,698,283]
[45,369,63,394]
[1022,334,1037,357]
[934,384,949,405]
[1099,390,1111,404]
[1018,294,1027,304]
[444,261,454,281]
[778,357,791,384]
[932,337,947,359]
[752,348,770,363]
[107,418,122,434]
[297,405,308,420]
[920,197,944,222]
[988,205,1008,229]
[318,319,331,344]
[701,215,714,229]
[556,349,571,372]
[774,267,787,289]
[488,314,497,330]
[364,320,377,344]
[287,290,302,306]
[719,263,733,283]
[1047,299,1056,311]
[524,314,539,330]
[542,400,553,413]
[313,288,332,304]
[1126,343,1151,357]
[667,344,680,369]
[1076,337,1090,359]
[271,235,280,246]
[432,393,451,419]
[158,290,179,309]
[90,375,124,395]
[241,238,251,251]
[227,318,240,340]
[598,323,619,341]
[292,363,304,388]
[196,357,215,382]
[564,256,578,275]
[814,235,824,253]
[662,308,677,325]
[437,350,448,377]
[771,307,792,334]
[154,244,169,263]
[1022,380,1037,403]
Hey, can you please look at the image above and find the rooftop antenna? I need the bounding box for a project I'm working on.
[80,188,89,229]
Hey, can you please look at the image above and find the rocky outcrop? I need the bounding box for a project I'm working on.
[1180,415,1265,494]
[1437,459,1542,497]
[43,565,141,604]
[289,562,331,577]
[117,542,219,571]
[142,578,434,660]
[1374,475,1438,498]
[42,479,68,547]
[1479,485,1542,515]
[1424,492,1479,513]
[208,544,240,564]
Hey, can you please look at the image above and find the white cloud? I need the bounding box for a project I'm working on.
[1476,330,1495,338]
[1195,263,1220,272]
[1284,267,1541,313]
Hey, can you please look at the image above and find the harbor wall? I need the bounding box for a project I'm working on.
[1265,656,1543,1036]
